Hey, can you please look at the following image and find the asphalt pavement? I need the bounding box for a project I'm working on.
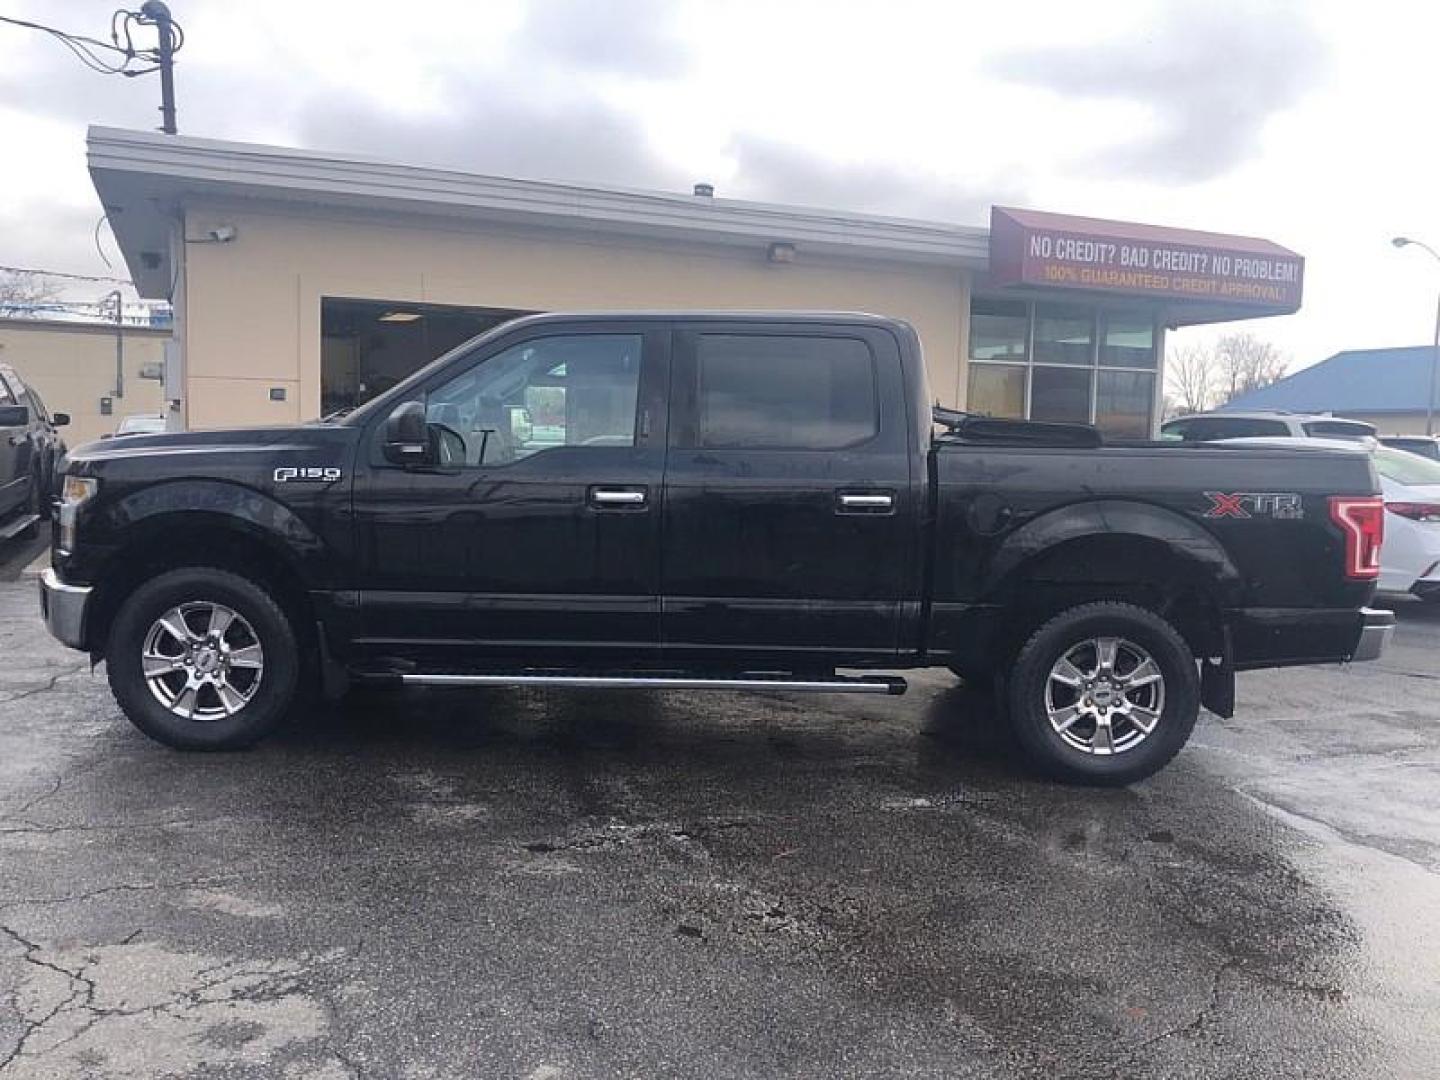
[0,538,1437,1078]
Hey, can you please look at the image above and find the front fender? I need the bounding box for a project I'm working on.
[986,499,1244,606]
[86,479,334,586]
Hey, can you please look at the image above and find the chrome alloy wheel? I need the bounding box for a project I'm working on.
[141,602,264,721]
[1044,636,1165,756]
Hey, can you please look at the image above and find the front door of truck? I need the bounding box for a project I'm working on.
[659,324,917,668]
[0,370,29,521]
[350,321,669,666]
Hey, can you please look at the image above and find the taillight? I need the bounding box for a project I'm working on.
[1385,501,1440,522]
[1330,496,1384,580]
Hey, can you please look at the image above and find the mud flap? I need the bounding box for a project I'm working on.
[1200,627,1235,719]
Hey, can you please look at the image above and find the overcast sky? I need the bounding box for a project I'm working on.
[2,0,1438,370]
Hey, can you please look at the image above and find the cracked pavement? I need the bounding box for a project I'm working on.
[0,550,1437,1077]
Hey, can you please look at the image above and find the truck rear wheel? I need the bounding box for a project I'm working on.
[1006,602,1199,785]
[106,567,299,750]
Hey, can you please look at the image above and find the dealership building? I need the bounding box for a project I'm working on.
[88,126,1305,437]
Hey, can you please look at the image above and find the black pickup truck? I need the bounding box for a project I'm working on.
[0,361,69,542]
[39,312,1393,783]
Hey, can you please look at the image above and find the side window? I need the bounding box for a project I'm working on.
[1184,417,1287,440]
[1224,418,1290,438]
[695,334,878,450]
[1304,420,1373,440]
[0,377,12,407]
[425,334,642,466]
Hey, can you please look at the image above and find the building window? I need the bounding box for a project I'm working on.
[1033,304,1094,366]
[967,363,1026,420]
[966,296,1159,436]
[1032,366,1092,423]
[969,299,1029,363]
[1100,311,1156,369]
[1096,370,1156,438]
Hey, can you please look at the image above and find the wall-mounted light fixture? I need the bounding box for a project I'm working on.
[377,310,423,323]
[767,242,797,264]
[185,224,238,245]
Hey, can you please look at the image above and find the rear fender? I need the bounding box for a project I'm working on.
[987,500,1244,608]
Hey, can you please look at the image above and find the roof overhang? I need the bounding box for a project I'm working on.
[88,126,992,298]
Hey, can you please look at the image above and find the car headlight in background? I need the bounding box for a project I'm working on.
[57,476,98,553]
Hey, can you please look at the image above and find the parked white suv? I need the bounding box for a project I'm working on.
[1162,411,1377,442]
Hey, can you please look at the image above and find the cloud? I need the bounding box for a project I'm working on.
[726,135,1023,225]
[512,0,692,79]
[294,74,687,191]
[986,3,1330,183]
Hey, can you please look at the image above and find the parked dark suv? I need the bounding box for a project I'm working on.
[0,362,68,541]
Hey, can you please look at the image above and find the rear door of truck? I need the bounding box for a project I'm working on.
[659,319,918,667]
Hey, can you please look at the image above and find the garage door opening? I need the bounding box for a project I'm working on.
[321,298,530,416]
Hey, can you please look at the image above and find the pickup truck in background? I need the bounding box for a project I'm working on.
[39,312,1393,784]
[0,361,68,542]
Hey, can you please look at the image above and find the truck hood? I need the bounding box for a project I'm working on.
[65,423,354,465]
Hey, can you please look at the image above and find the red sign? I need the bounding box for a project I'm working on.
[989,207,1304,312]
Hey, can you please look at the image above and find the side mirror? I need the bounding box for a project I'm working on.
[0,405,29,427]
[52,412,70,428]
[383,400,433,465]
[508,406,534,445]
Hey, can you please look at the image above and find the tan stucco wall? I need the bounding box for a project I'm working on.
[1337,412,1432,435]
[181,202,971,428]
[0,319,168,445]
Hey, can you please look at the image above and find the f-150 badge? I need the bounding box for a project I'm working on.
[273,466,342,483]
[1203,492,1304,520]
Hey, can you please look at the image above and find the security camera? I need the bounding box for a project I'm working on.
[207,225,237,243]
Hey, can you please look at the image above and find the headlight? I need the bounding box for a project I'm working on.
[58,476,98,553]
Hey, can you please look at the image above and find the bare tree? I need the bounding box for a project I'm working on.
[1165,332,1288,415]
[1166,342,1217,416]
[0,269,62,316]
[1215,331,1288,404]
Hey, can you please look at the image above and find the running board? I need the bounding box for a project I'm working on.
[0,513,39,541]
[386,672,907,695]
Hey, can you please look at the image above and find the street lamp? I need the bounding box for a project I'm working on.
[1392,236,1440,436]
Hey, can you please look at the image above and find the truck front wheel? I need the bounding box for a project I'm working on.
[106,567,300,750]
[1007,602,1199,786]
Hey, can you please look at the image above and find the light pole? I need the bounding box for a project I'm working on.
[1392,236,1440,436]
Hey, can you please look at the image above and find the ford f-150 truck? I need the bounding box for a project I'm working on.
[39,312,1393,784]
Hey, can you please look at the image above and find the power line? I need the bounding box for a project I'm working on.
[0,264,136,287]
[0,13,133,74]
[0,6,184,126]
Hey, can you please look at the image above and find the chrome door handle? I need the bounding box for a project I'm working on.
[590,488,647,508]
[838,493,893,511]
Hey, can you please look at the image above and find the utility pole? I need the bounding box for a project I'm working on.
[108,290,125,399]
[139,1,178,134]
[0,8,184,132]
[1392,237,1440,436]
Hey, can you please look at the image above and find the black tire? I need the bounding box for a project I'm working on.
[106,567,299,750]
[1007,602,1199,786]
